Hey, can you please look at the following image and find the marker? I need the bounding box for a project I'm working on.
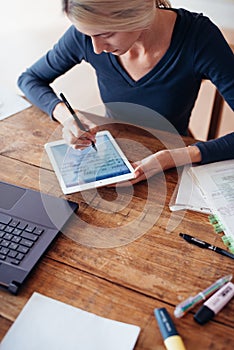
[194,282,234,325]
[179,233,234,260]
[174,274,233,318]
[60,93,97,151]
[154,308,186,350]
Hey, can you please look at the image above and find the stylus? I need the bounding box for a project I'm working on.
[60,93,97,151]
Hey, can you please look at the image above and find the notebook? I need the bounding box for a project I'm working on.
[189,159,234,241]
[0,292,141,350]
[169,165,211,214]
[0,181,78,294]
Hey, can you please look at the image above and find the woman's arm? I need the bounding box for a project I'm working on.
[118,132,234,186]
[17,25,100,147]
[194,132,234,164]
[131,145,201,184]
[17,26,86,118]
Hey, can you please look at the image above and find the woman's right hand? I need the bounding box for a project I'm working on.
[53,102,98,149]
[62,115,98,149]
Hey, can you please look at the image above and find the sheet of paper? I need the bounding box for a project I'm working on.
[0,86,31,121]
[169,165,211,214]
[189,159,234,239]
[0,292,140,350]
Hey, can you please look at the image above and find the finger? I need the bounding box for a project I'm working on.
[63,129,92,148]
[133,165,145,177]
[107,180,132,188]
[73,139,93,148]
[66,119,94,140]
[110,176,144,187]
[79,115,98,133]
[72,144,89,150]
[83,130,96,143]
[129,162,140,170]
[69,123,85,138]
[107,172,147,187]
[107,163,145,187]
[72,125,97,143]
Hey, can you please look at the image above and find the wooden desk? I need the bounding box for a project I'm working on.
[0,106,233,349]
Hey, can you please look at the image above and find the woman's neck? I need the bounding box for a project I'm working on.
[117,9,177,81]
[128,9,176,57]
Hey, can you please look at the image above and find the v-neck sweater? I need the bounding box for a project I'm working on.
[18,8,234,164]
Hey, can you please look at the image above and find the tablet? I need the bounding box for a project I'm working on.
[45,130,135,194]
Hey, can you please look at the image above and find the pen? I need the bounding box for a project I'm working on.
[174,274,233,318]
[179,233,234,260]
[60,92,97,151]
[154,308,186,350]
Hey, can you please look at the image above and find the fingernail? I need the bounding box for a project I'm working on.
[134,171,140,177]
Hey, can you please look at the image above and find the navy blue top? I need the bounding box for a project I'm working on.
[18,8,234,164]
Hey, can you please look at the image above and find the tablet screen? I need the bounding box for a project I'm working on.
[45,131,134,193]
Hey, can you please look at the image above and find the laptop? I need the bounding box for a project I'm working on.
[0,181,78,294]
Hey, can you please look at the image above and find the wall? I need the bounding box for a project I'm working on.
[171,0,234,29]
[0,0,102,112]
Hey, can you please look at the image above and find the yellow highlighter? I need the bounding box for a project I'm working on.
[154,307,186,350]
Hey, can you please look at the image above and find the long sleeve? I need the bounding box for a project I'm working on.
[195,132,234,164]
[18,10,234,130]
[17,26,86,117]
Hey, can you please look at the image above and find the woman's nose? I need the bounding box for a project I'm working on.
[91,36,106,54]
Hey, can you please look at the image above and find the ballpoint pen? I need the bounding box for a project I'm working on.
[60,92,97,151]
[174,273,233,318]
[179,233,234,260]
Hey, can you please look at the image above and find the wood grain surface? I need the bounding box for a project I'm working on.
[0,105,233,349]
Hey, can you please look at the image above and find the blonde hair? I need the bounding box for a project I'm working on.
[63,1,171,31]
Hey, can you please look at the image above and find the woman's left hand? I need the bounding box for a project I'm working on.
[108,146,202,187]
[109,153,164,187]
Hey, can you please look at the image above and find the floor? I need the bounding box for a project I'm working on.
[1,0,233,140]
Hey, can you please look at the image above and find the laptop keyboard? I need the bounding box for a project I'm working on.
[0,213,45,266]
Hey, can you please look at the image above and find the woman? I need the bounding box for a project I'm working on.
[18,0,234,184]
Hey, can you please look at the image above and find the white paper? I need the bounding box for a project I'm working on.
[0,86,31,121]
[0,292,140,350]
[169,165,211,214]
[189,159,234,240]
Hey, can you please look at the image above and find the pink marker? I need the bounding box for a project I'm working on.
[194,282,234,325]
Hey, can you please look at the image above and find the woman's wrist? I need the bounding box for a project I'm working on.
[187,145,202,163]
[154,149,175,170]
[52,102,72,125]
[155,145,202,171]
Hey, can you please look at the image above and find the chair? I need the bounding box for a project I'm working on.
[188,87,225,140]
[207,89,224,140]
[201,43,234,140]
[189,43,234,141]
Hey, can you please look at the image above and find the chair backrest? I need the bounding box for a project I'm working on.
[207,89,224,140]
[189,43,234,141]
[207,43,234,140]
